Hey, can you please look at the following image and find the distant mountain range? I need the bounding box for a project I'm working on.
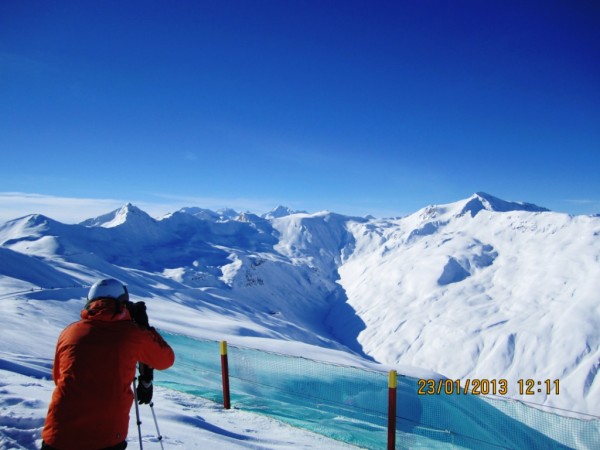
[1,192,598,415]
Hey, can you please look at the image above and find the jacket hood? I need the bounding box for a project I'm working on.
[81,298,132,322]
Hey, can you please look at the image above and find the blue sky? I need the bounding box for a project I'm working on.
[1,1,599,222]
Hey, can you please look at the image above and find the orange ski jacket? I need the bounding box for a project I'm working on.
[42,299,175,450]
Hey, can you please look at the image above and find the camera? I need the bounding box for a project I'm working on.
[125,301,150,328]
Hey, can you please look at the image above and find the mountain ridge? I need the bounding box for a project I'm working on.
[0,193,598,415]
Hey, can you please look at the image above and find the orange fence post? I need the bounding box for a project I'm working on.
[388,370,397,450]
[220,341,231,409]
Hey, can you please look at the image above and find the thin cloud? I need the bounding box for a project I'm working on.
[564,198,600,205]
[0,192,391,225]
[561,198,600,214]
[0,192,126,224]
[148,193,290,215]
[0,192,294,224]
[183,152,198,161]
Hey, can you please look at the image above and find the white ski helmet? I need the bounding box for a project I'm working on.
[87,278,129,303]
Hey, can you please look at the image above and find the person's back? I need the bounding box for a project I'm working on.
[41,279,175,450]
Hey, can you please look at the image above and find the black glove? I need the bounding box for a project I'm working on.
[136,378,153,404]
[136,363,154,404]
[128,301,150,328]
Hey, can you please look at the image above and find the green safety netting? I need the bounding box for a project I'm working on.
[156,333,600,450]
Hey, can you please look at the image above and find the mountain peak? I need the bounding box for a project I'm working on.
[80,203,155,228]
[263,206,307,219]
[412,193,551,222]
[24,213,54,226]
[460,192,549,217]
[216,208,240,220]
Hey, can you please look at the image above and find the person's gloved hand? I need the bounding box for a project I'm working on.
[136,379,153,404]
[129,301,150,328]
[137,363,154,404]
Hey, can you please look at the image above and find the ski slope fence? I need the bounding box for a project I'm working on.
[156,333,600,449]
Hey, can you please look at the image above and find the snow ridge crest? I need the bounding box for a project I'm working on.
[461,192,549,217]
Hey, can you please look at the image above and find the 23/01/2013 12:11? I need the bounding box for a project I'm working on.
[417,378,560,396]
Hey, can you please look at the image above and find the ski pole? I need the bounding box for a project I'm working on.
[149,401,165,450]
[132,378,144,450]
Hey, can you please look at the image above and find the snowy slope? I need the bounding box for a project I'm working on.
[339,193,600,415]
[0,367,358,450]
[0,192,599,447]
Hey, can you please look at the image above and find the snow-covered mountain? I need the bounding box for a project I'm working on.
[262,205,307,219]
[1,192,599,419]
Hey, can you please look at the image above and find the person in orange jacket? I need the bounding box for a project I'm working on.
[41,278,175,450]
